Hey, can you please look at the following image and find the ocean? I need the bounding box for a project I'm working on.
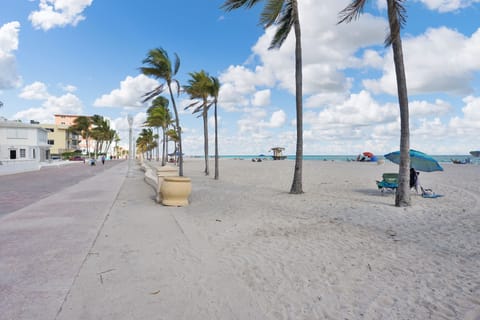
[214,154,477,164]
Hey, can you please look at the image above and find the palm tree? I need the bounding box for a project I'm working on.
[70,116,93,157]
[90,114,104,158]
[210,76,221,180]
[90,114,115,159]
[145,96,172,165]
[113,133,120,159]
[136,128,157,160]
[222,0,304,194]
[184,70,213,176]
[140,47,184,176]
[338,0,411,207]
[166,128,179,163]
[103,128,116,157]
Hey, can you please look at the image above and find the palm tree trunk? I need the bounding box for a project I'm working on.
[156,127,160,162]
[165,134,169,163]
[85,135,89,158]
[167,83,183,176]
[289,1,303,194]
[388,0,411,207]
[214,102,219,180]
[203,108,209,176]
[161,129,167,166]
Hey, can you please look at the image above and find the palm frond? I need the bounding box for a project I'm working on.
[184,101,201,110]
[172,79,181,96]
[173,53,180,76]
[221,0,261,11]
[142,85,165,102]
[269,1,293,49]
[260,0,284,28]
[337,0,367,24]
[385,0,407,46]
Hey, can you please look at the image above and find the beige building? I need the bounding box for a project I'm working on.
[39,123,80,156]
[54,114,82,126]
[53,114,93,155]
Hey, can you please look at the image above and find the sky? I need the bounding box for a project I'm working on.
[0,0,479,156]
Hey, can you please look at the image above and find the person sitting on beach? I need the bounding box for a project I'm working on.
[410,168,420,193]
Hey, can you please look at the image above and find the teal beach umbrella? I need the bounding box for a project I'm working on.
[384,149,443,172]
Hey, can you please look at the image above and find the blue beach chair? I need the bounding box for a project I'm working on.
[376,173,398,193]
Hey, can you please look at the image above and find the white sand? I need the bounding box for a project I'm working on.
[59,159,480,319]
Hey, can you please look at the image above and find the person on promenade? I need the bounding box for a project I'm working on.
[101,155,105,165]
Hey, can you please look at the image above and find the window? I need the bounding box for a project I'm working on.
[33,149,36,159]
[48,139,55,145]
[20,149,26,158]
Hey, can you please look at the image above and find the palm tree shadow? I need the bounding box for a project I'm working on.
[353,188,399,207]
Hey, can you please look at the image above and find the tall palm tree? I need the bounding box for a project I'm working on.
[103,128,116,156]
[338,0,411,207]
[90,114,113,158]
[90,114,103,158]
[210,76,221,180]
[113,133,120,159]
[140,47,184,176]
[222,0,304,194]
[184,70,213,176]
[166,128,179,163]
[136,128,157,160]
[70,116,93,157]
[145,96,172,165]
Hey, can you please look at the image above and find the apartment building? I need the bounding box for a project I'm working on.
[0,117,51,164]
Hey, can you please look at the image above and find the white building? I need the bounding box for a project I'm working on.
[0,117,51,174]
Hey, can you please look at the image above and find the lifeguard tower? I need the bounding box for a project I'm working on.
[270,147,287,160]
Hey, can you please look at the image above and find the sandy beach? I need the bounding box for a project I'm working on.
[52,158,480,320]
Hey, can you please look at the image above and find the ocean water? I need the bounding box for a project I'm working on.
[217,154,477,164]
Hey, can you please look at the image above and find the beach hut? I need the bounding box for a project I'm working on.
[270,147,287,160]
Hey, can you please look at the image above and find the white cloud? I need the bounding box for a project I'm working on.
[363,27,480,95]
[410,99,452,117]
[252,89,271,107]
[29,0,93,31]
[419,0,480,12]
[449,95,480,134]
[217,82,249,112]
[61,84,77,92]
[12,93,83,123]
[19,81,51,100]
[237,108,286,138]
[219,0,387,110]
[93,74,159,109]
[269,110,286,128]
[0,21,21,89]
[305,90,397,129]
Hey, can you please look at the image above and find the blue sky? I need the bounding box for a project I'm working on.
[1,0,479,155]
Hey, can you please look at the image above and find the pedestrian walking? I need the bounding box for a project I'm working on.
[101,155,105,165]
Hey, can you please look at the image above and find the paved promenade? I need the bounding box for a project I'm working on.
[0,160,148,319]
[0,160,123,216]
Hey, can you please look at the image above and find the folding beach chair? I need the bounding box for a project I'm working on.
[376,173,398,193]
